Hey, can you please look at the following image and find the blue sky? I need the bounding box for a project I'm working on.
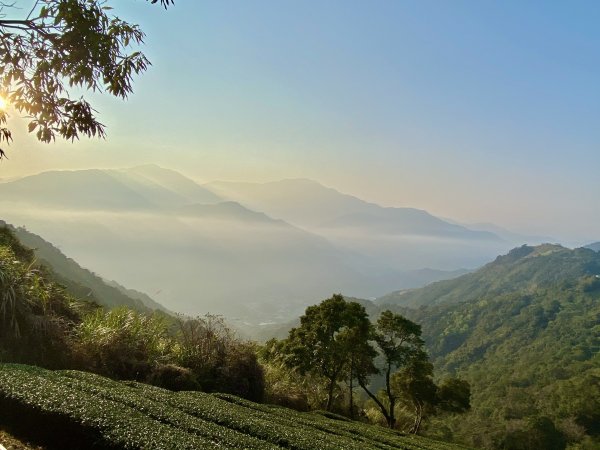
[2,1,599,241]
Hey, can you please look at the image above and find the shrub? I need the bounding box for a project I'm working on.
[0,246,79,368]
[145,363,200,391]
[173,315,265,401]
[75,307,173,380]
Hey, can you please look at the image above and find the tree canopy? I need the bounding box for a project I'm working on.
[0,0,172,157]
[282,294,374,411]
[276,295,470,431]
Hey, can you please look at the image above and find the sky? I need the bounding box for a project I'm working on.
[1,1,599,242]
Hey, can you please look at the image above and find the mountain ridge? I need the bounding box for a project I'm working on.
[0,166,523,319]
[377,243,600,308]
[206,178,503,241]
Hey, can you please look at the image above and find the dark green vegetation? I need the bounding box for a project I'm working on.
[379,244,600,449]
[263,295,470,433]
[0,223,470,448]
[3,218,597,449]
[0,364,466,450]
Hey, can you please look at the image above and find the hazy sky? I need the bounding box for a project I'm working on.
[1,1,599,241]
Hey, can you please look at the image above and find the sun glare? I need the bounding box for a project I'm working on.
[0,96,6,110]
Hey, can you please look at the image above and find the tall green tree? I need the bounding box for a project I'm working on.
[357,310,425,428]
[339,301,376,418]
[391,351,438,434]
[0,0,172,157]
[282,294,374,411]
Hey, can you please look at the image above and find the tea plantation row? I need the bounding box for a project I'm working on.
[0,364,468,449]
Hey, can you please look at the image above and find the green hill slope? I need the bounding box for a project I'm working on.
[377,245,600,448]
[0,364,466,450]
[377,244,600,308]
[413,285,599,448]
[1,222,167,313]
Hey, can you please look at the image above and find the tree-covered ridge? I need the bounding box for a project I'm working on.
[377,244,600,308]
[378,246,600,449]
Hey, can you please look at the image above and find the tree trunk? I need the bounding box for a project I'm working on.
[349,361,354,419]
[326,378,336,411]
[385,363,395,428]
[411,401,423,434]
[358,378,392,427]
[389,397,396,429]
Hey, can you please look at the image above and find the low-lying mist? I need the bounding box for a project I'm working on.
[0,201,516,322]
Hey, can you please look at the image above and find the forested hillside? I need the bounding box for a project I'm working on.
[378,244,600,308]
[380,245,600,449]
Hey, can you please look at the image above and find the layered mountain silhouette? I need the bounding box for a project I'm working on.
[206,178,520,271]
[177,201,283,224]
[207,179,498,239]
[0,166,528,321]
[0,165,221,210]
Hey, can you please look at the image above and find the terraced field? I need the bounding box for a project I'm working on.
[0,364,467,450]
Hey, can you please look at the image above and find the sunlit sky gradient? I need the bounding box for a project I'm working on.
[1,1,599,242]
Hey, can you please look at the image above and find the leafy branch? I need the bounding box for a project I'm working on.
[0,0,172,158]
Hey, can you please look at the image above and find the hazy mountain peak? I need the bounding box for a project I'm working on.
[494,243,566,264]
[119,165,221,205]
[0,169,156,210]
[127,163,165,171]
[0,166,222,211]
[266,177,322,186]
[178,201,284,225]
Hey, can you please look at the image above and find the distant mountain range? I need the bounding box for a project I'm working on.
[207,178,498,239]
[177,201,283,224]
[456,221,555,245]
[0,165,541,321]
[0,165,220,210]
[206,178,525,271]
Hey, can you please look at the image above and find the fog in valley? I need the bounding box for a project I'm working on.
[0,165,546,323]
